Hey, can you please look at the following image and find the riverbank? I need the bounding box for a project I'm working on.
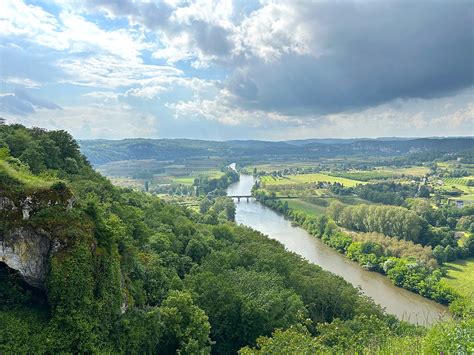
[228,175,448,325]
[253,189,469,315]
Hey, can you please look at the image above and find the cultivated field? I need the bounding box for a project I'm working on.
[376,166,430,177]
[443,258,474,306]
[284,198,327,216]
[261,173,364,187]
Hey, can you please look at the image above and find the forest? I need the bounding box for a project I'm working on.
[0,124,472,354]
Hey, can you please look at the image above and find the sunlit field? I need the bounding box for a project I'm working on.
[261,173,364,187]
[443,258,474,307]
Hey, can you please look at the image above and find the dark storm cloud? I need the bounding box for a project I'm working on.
[228,1,474,115]
[0,90,61,116]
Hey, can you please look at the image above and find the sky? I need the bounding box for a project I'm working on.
[0,0,473,140]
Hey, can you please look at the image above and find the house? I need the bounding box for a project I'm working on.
[455,200,464,209]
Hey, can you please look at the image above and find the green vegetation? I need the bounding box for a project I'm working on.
[0,123,414,353]
[241,317,473,354]
[378,166,430,177]
[253,163,474,314]
[0,158,56,191]
[443,258,474,311]
[326,170,400,181]
[285,199,326,217]
[261,173,364,187]
[1,124,472,353]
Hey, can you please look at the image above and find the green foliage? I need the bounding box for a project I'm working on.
[187,268,307,353]
[159,290,212,354]
[240,315,428,354]
[328,201,424,242]
[423,318,474,354]
[1,124,471,354]
[0,308,50,354]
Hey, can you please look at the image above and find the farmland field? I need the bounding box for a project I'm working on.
[443,177,474,186]
[442,258,474,307]
[376,166,430,177]
[261,173,364,187]
[439,178,474,202]
[325,170,399,181]
[172,169,224,185]
[285,198,327,216]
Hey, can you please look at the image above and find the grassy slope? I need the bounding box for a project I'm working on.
[0,160,56,190]
[442,258,474,306]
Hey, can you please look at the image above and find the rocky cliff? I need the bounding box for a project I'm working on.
[0,186,74,289]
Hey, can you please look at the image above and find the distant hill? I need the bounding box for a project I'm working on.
[80,137,474,165]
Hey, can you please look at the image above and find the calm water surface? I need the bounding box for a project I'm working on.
[227,174,448,326]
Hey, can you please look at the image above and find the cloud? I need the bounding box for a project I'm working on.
[1,0,473,139]
[85,0,237,65]
[225,1,474,115]
[58,54,183,88]
[0,0,146,59]
[167,88,302,126]
[0,90,61,115]
[5,103,158,139]
[1,76,41,89]
[84,0,474,116]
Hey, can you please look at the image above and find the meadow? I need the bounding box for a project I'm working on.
[443,258,474,307]
[261,173,364,187]
[172,170,224,185]
[325,170,399,181]
[377,166,430,177]
[439,178,474,202]
[284,199,327,216]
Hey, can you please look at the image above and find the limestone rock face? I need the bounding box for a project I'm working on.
[0,187,72,289]
[0,227,52,289]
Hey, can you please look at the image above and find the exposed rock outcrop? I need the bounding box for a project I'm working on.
[0,227,52,289]
[0,186,72,288]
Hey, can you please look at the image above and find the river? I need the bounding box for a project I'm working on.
[227,174,448,326]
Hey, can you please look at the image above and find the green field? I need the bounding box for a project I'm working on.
[172,170,224,185]
[245,161,318,172]
[438,161,474,175]
[443,177,474,186]
[439,178,474,202]
[261,173,364,187]
[285,199,327,216]
[325,170,399,181]
[377,166,430,177]
[443,258,474,306]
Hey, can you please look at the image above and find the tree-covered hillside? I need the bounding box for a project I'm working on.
[80,136,474,165]
[0,124,472,353]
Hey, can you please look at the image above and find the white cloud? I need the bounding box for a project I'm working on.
[82,76,216,100]
[0,0,66,49]
[168,88,298,126]
[0,0,146,60]
[58,55,183,88]
[1,0,183,93]
[5,104,158,139]
[236,2,313,62]
[1,76,41,88]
